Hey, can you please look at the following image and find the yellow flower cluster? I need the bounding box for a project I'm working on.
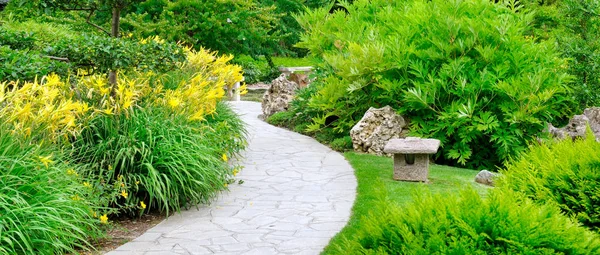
[156,48,244,121]
[0,75,90,141]
[0,48,243,143]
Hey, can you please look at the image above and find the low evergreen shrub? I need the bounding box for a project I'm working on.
[337,188,600,254]
[499,129,600,231]
[330,136,353,151]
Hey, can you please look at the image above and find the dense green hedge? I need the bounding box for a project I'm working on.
[294,0,575,168]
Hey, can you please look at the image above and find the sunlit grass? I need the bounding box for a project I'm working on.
[323,152,489,254]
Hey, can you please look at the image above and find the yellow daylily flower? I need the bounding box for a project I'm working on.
[140,201,147,209]
[100,214,108,224]
[222,154,228,162]
[38,155,54,168]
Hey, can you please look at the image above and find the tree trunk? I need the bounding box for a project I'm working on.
[109,6,121,87]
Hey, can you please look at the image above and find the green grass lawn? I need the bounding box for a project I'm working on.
[240,88,265,102]
[272,56,320,67]
[322,152,489,254]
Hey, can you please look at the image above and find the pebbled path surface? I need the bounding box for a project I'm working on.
[107,101,357,255]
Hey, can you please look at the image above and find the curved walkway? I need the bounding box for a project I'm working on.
[108,101,357,255]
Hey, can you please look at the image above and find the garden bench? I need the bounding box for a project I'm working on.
[383,137,440,182]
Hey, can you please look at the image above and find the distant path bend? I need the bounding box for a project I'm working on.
[108,101,357,255]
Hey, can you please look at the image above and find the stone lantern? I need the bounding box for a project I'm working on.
[383,137,440,182]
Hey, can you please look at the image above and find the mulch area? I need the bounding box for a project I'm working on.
[82,212,166,254]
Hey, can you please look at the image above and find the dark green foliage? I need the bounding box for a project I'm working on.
[0,125,100,254]
[521,0,600,108]
[231,55,277,84]
[296,0,575,168]
[0,25,70,81]
[122,0,282,58]
[72,104,246,215]
[499,130,600,231]
[259,0,308,56]
[0,46,70,81]
[330,136,352,151]
[45,34,185,75]
[339,188,600,254]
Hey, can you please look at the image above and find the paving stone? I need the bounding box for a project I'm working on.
[241,247,279,255]
[107,101,357,255]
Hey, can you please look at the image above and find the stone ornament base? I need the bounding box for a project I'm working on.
[393,154,429,182]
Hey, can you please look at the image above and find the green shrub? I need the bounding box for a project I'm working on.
[330,136,353,151]
[1,20,82,49]
[499,129,600,231]
[45,34,185,75]
[295,0,575,168]
[521,0,600,109]
[231,55,276,84]
[122,0,283,58]
[0,46,70,82]
[0,26,35,50]
[338,188,600,254]
[267,110,296,127]
[0,125,100,254]
[72,104,245,215]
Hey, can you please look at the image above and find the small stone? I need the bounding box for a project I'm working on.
[350,106,407,155]
[475,170,497,186]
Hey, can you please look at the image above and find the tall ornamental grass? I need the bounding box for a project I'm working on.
[72,105,245,215]
[0,126,100,254]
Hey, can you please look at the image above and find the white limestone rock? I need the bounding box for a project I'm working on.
[350,106,407,155]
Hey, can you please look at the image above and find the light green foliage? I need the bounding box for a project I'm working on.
[296,0,575,168]
[338,188,600,254]
[0,125,100,254]
[324,152,487,254]
[499,129,600,231]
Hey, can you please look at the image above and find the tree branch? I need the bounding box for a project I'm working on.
[86,9,111,36]
[44,56,70,62]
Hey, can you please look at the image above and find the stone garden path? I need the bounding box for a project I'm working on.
[107,101,357,255]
